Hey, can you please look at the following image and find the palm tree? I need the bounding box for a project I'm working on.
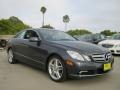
[63,15,70,30]
[40,6,47,27]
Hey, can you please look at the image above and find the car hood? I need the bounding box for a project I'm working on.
[51,41,108,55]
[98,40,120,45]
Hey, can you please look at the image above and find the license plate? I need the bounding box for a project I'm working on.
[104,63,111,71]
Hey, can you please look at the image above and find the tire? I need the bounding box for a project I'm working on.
[8,49,17,64]
[48,56,67,82]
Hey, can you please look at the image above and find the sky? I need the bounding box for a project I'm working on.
[0,0,120,33]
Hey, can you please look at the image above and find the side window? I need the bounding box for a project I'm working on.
[24,30,39,39]
[14,31,26,39]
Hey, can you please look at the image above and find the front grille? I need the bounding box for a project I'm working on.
[92,53,111,62]
[102,44,114,48]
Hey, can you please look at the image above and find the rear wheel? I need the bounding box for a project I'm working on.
[8,49,17,64]
[48,56,67,82]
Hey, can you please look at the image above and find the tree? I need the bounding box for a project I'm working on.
[67,29,92,36]
[40,6,47,27]
[63,15,70,30]
[42,24,54,29]
[9,16,23,23]
[0,16,30,35]
[100,30,116,36]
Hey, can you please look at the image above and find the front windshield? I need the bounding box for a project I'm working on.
[39,29,76,41]
[109,34,120,40]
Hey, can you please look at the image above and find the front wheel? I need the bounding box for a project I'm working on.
[48,56,67,82]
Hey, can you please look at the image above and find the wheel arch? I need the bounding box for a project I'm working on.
[45,53,65,71]
[7,47,12,53]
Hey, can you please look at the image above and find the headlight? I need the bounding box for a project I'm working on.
[67,51,84,61]
[67,51,91,61]
[83,55,91,61]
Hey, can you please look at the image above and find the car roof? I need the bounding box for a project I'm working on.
[23,28,62,32]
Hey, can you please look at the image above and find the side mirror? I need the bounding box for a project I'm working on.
[29,37,40,42]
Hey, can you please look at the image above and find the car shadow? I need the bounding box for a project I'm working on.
[61,73,112,86]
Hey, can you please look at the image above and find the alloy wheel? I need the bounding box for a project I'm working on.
[48,58,63,80]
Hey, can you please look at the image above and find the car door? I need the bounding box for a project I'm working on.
[22,30,47,67]
[12,30,29,61]
[13,30,37,63]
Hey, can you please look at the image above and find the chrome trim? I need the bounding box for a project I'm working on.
[70,74,103,77]
[79,71,88,74]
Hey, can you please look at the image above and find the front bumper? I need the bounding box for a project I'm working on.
[66,58,114,77]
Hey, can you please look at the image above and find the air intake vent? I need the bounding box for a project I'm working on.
[102,44,114,48]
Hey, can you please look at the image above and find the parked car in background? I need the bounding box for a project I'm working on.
[98,33,120,55]
[0,39,7,48]
[74,34,106,44]
[7,28,114,82]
